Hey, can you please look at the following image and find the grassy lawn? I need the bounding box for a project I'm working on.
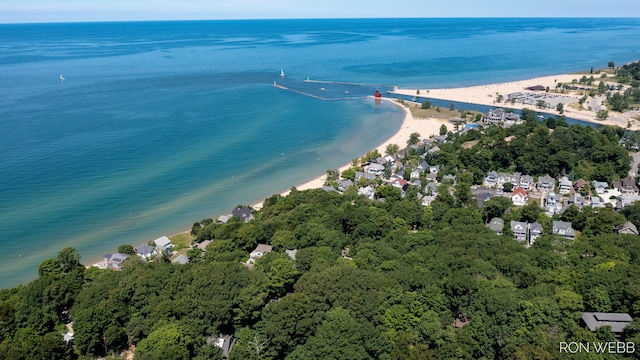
[401,100,482,121]
[170,232,194,251]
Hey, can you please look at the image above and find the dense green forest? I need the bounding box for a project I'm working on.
[2,120,640,359]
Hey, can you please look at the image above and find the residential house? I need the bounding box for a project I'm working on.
[153,236,173,256]
[482,108,521,126]
[582,313,633,335]
[197,240,212,252]
[322,186,338,193]
[484,171,498,187]
[383,155,396,164]
[425,182,439,196]
[488,217,505,235]
[428,146,441,154]
[429,165,440,174]
[590,196,605,208]
[544,192,561,213]
[496,173,512,188]
[245,244,273,266]
[232,207,253,222]
[285,249,298,260]
[552,221,575,240]
[410,169,421,180]
[574,178,589,193]
[433,135,448,143]
[366,163,385,176]
[616,221,639,235]
[565,193,586,209]
[519,175,534,190]
[211,334,236,359]
[421,195,436,207]
[537,175,555,192]
[134,245,155,261]
[217,214,231,224]
[529,222,543,245]
[391,178,409,190]
[171,254,189,265]
[592,181,609,195]
[358,185,376,199]
[509,172,522,187]
[338,179,354,192]
[442,174,456,182]
[616,194,640,209]
[511,221,528,242]
[511,187,528,206]
[426,172,438,181]
[612,176,639,195]
[417,161,430,172]
[102,253,130,270]
[558,176,573,194]
[355,171,377,181]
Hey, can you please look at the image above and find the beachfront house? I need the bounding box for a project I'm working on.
[153,236,173,256]
[102,253,130,270]
[232,206,253,222]
[355,171,377,181]
[366,163,385,176]
[135,245,155,261]
[482,108,521,126]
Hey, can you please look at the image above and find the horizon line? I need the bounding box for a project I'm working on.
[2,16,639,25]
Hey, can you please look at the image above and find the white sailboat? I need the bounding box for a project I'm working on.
[59,74,65,81]
[280,69,285,78]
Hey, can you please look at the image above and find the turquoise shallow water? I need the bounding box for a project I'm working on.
[1,18,640,288]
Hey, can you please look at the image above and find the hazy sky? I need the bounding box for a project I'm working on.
[2,0,639,23]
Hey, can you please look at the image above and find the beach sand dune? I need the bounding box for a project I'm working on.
[394,74,636,130]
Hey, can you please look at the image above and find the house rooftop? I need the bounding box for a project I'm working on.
[582,312,633,333]
[154,236,172,248]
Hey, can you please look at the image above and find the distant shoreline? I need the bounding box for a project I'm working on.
[392,72,639,130]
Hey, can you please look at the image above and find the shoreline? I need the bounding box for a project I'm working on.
[392,73,639,130]
[251,97,453,209]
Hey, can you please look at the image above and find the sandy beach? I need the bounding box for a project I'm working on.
[393,73,638,130]
[252,98,452,209]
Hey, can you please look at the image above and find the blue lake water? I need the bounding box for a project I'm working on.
[1,18,640,288]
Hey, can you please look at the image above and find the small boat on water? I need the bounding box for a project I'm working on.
[280,69,285,77]
[59,74,65,81]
